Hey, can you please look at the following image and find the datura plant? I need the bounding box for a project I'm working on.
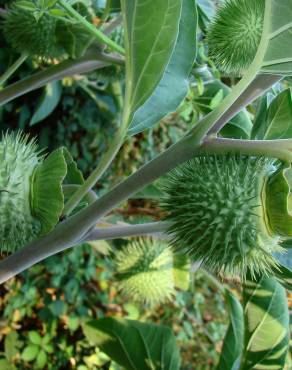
[2,0,292,368]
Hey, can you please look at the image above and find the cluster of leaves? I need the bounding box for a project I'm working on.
[0,243,228,369]
[2,0,292,368]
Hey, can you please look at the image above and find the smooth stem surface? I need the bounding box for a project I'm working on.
[0,53,28,87]
[84,222,169,241]
[0,73,280,282]
[63,125,127,216]
[58,0,125,55]
[0,51,123,107]
[0,222,168,284]
[203,137,292,162]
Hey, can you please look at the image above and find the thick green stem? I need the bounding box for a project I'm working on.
[0,51,123,107]
[0,222,168,283]
[63,124,127,216]
[0,73,280,282]
[62,184,97,204]
[0,53,28,88]
[85,221,169,241]
[202,137,292,162]
[58,0,125,55]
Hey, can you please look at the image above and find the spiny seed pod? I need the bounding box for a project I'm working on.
[3,7,61,60]
[161,155,284,279]
[0,132,66,253]
[115,239,175,306]
[207,0,265,74]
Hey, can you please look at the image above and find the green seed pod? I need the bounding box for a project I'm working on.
[115,239,175,306]
[3,7,61,60]
[207,0,265,74]
[161,155,283,278]
[0,132,66,253]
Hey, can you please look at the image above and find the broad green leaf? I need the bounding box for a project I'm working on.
[29,82,62,126]
[194,78,252,139]
[260,1,292,75]
[28,331,42,346]
[22,345,39,362]
[122,0,197,135]
[4,332,20,363]
[83,318,181,370]
[250,96,269,140]
[263,89,292,139]
[36,350,47,369]
[63,148,84,185]
[107,0,121,12]
[15,1,36,11]
[217,290,243,370]
[241,276,290,370]
[0,359,16,370]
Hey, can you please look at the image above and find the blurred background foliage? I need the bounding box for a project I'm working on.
[0,0,292,369]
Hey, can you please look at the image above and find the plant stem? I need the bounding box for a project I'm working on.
[58,0,125,55]
[0,222,168,283]
[62,184,97,204]
[62,124,127,217]
[0,53,28,88]
[84,221,169,241]
[202,137,292,162]
[0,51,123,107]
[0,73,280,282]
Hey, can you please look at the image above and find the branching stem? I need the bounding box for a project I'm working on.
[58,0,125,55]
[0,222,168,283]
[0,72,281,282]
[0,51,123,107]
[202,137,292,162]
[63,125,127,216]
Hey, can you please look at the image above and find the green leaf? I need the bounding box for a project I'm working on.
[195,78,252,139]
[29,81,62,126]
[32,148,67,235]
[0,359,16,370]
[241,275,290,370]
[263,89,292,139]
[122,0,197,134]
[15,1,36,11]
[83,318,181,370]
[28,331,42,345]
[107,0,121,12]
[22,345,39,362]
[63,147,84,185]
[217,290,244,370]
[250,96,269,140]
[4,332,20,362]
[173,254,190,291]
[260,1,292,75]
[36,350,47,369]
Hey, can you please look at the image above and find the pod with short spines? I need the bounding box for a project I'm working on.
[207,0,265,74]
[3,7,61,60]
[2,1,94,60]
[0,132,67,254]
[161,155,284,279]
[114,239,175,306]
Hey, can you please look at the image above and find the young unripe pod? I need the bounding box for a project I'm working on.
[207,0,265,74]
[3,7,61,60]
[161,155,284,278]
[114,239,175,306]
[0,133,66,253]
[2,1,94,60]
